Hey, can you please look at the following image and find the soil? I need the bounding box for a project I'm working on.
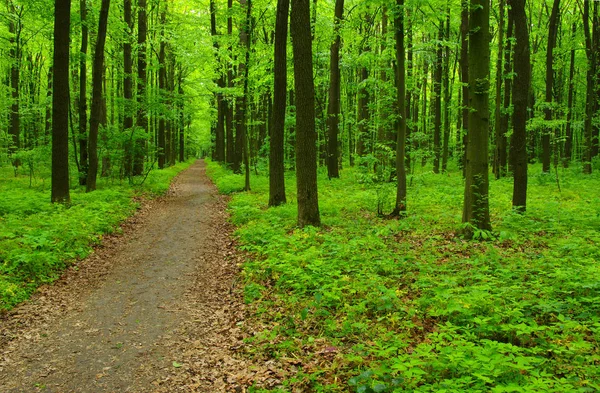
[0,161,261,393]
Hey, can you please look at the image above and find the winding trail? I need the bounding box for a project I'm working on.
[0,161,251,392]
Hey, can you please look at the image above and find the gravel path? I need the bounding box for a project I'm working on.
[0,160,253,393]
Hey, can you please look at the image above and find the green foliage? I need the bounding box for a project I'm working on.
[0,160,193,310]
[207,161,600,392]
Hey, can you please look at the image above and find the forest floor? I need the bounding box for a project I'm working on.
[0,161,261,392]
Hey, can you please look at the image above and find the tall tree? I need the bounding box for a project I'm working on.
[291,0,320,227]
[326,0,344,179]
[458,0,469,175]
[392,0,407,216]
[432,22,443,174]
[210,0,226,162]
[51,0,71,203]
[7,0,21,168]
[86,0,111,192]
[493,0,506,179]
[583,0,596,174]
[78,0,88,185]
[542,0,560,173]
[157,6,167,169]
[134,0,147,176]
[510,0,530,212]
[269,0,290,206]
[563,23,576,167]
[123,0,134,176]
[462,0,491,232]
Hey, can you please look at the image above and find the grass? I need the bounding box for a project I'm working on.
[206,159,600,393]
[0,160,194,310]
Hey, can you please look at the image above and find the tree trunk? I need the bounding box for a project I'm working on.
[86,0,111,192]
[269,0,289,206]
[8,1,20,168]
[291,0,320,227]
[393,0,407,215]
[123,0,134,176]
[210,0,226,162]
[459,0,469,176]
[463,0,491,232]
[510,0,530,211]
[441,8,451,173]
[134,0,147,176]
[493,0,506,179]
[78,0,88,185]
[326,0,343,179]
[503,11,513,172]
[583,0,595,174]
[542,0,560,173]
[432,23,443,174]
[157,8,167,169]
[563,23,576,167]
[51,0,71,203]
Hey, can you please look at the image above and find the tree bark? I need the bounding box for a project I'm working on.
[563,23,576,167]
[510,0,530,211]
[433,23,443,174]
[542,0,560,173]
[78,0,88,185]
[459,0,469,176]
[326,0,343,179]
[86,0,111,192]
[134,0,147,176]
[123,0,134,176]
[291,0,320,227]
[583,0,595,174]
[8,1,20,168]
[51,0,71,203]
[269,0,289,206]
[462,0,491,232]
[157,7,167,169]
[493,0,506,179]
[393,0,407,215]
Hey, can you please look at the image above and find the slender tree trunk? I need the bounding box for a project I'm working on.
[157,8,167,169]
[510,0,530,211]
[269,0,289,206]
[441,8,451,173]
[8,2,20,168]
[51,0,71,203]
[86,0,111,192]
[564,23,576,167]
[433,23,443,174]
[134,0,147,176]
[78,0,88,185]
[45,66,52,143]
[463,0,491,232]
[583,0,595,174]
[393,0,407,215]
[494,0,506,179]
[459,0,469,176]
[542,0,560,173]
[210,0,226,162]
[503,12,513,172]
[326,0,344,179]
[291,0,320,227]
[123,0,134,176]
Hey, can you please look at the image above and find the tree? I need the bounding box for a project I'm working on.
[542,0,560,173]
[290,0,320,227]
[123,0,134,176]
[269,0,290,207]
[86,0,111,192]
[51,0,71,203]
[510,0,530,212]
[134,0,147,176]
[462,0,491,232]
[78,0,88,185]
[326,0,343,179]
[392,0,407,216]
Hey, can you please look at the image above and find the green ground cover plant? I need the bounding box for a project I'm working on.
[206,160,600,393]
[0,160,193,310]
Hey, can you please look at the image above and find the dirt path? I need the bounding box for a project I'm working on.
[0,161,259,392]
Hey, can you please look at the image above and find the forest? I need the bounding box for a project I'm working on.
[0,0,599,391]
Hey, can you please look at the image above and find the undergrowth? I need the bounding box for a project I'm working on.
[0,160,194,310]
[206,160,600,393]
